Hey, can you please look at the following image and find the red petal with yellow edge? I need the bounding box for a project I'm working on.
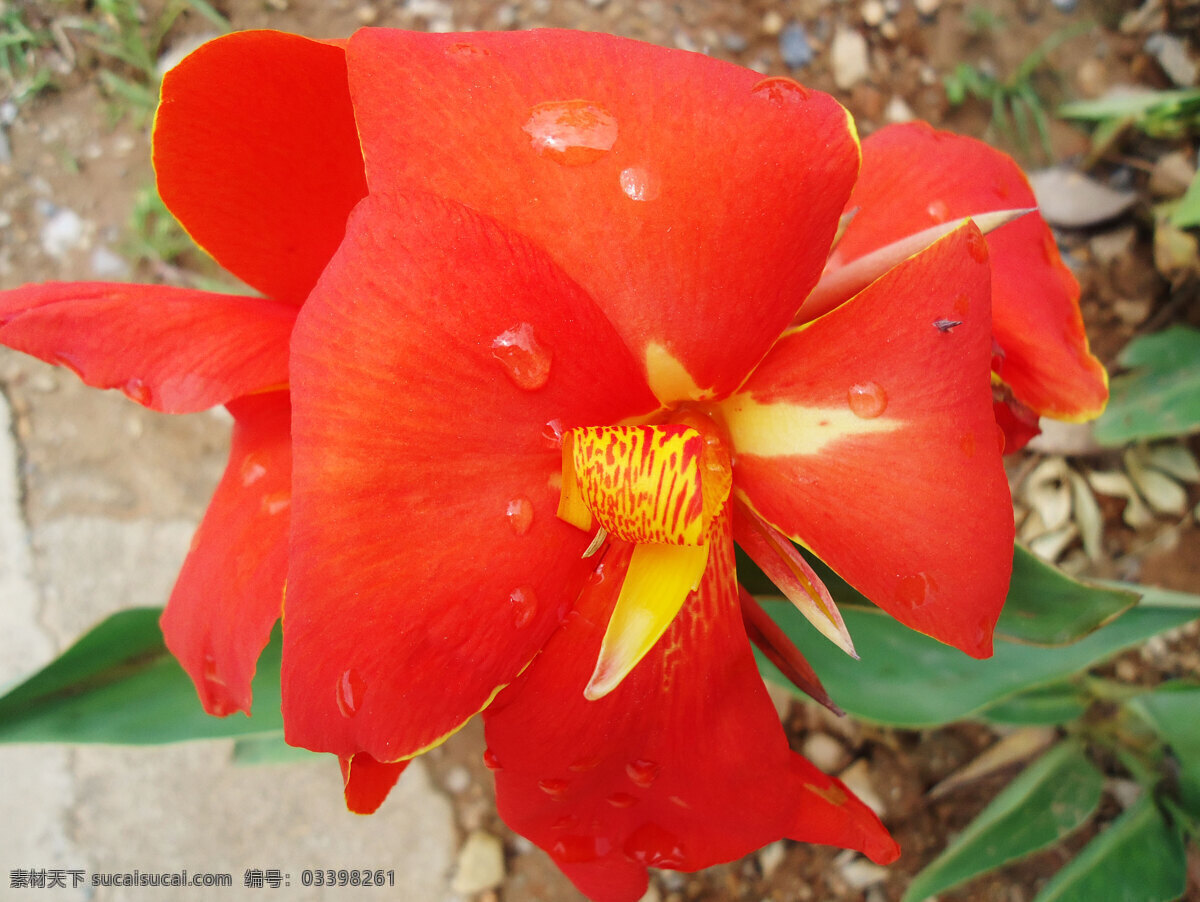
[483,518,896,902]
[738,588,842,715]
[339,753,409,815]
[827,122,1107,420]
[724,225,1013,657]
[345,30,859,401]
[0,281,294,413]
[287,191,660,761]
[160,391,290,717]
[155,31,366,303]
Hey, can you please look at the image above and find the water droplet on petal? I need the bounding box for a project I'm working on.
[492,323,551,390]
[623,823,687,869]
[240,453,268,487]
[750,76,811,104]
[542,418,565,449]
[897,572,932,609]
[483,748,502,771]
[619,166,661,202]
[446,41,489,58]
[201,654,236,716]
[568,756,601,773]
[551,814,580,831]
[847,382,888,419]
[523,100,617,166]
[967,230,990,263]
[509,585,538,629]
[336,668,366,718]
[261,491,291,516]
[626,759,660,788]
[552,835,611,863]
[607,792,638,808]
[506,497,534,535]
[586,562,607,585]
[539,778,570,799]
[927,199,949,221]
[123,377,152,406]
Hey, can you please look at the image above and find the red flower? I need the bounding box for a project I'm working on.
[0,28,1106,902]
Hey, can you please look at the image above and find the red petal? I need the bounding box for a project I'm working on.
[993,382,1042,454]
[828,122,1106,420]
[0,281,294,412]
[725,225,1013,657]
[161,391,290,716]
[345,30,859,400]
[339,753,409,814]
[155,31,367,303]
[483,519,896,902]
[286,191,660,761]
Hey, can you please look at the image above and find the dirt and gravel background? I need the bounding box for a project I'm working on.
[1,0,1198,899]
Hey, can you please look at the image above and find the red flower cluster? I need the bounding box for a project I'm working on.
[0,29,1105,901]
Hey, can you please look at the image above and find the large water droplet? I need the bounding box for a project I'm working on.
[586,561,607,585]
[123,377,152,406]
[260,491,291,516]
[619,166,661,202]
[509,585,538,629]
[542,418,565,449]
[240,453,267,487]
[492,323,551,390]
[552,835,611,863]
[625,758,660,788]
[896,572,931,609]
[506,497,534,535]
[336,668,366,718]
[750,76,811,104]
[606,792,638,809]
[568,756,600,773]
[483,748,502,771]
[847,382,888,419]
[538,778,570,799]
[622,823,687,869]
[551,814,580,832]
[523,100,618,166]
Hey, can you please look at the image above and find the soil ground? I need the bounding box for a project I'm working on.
[1,0,1198,900]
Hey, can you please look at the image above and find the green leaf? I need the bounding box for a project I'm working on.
[1130,683,1200,815]
[1094,326,1200,444]
[903,741,1103,902]
[997,548,1139,646]
[232,734,321,766]
[978,681,1091,726]
[0,608,282,744]
[1171,170,1200,230]
[1033,796,1187,902]
[758,600,1198,727]
[1058,88,1200,123]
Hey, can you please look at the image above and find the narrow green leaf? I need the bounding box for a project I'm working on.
[903,741,1103,902]
[1058,88,1200,122]
[0,608,282,743]
[1130,683,1200,815]
[232,734,321,766]
[978,682,1090,726]
[1033,796,1187,902]
[758,601,1197,727]
[1095,326,1200,444]
[997,548,1139,646]
[1170,170,1200,230]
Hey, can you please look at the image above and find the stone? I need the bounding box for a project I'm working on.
[861,0,886,26]
[830,28,870,90]
[451,830,506,894]
[779,23,815,69]
[40,207,85,259]
[838,759,886,817]
[1145,33,1198,87]
[802,733,850,772]
[761,10,784,36]
[883,95,915,123]
[757,840,787,878]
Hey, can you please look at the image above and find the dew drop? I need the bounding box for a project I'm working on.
[926,199,949,221]
[336,668,366,718]
[619,166,661,202]
[622,823,687,869]
[483,748,503,771]
[123,377,152,406]
[542,418,566,449]
[586,561,607,585]
[568,756,601,773]
[625,758,660,788]
[240,453,268,487]
[967,229,990,263]
[260,491,291,516]
[552,835,612,863]
[509,585,538,629]
[492,323,551,390]
[750,76,811,104]
[551,814,580,831]
[606,792,638,809]
[523,100,617,166]
[847,382,888,419]
[538,777,570,799]
[897,572,932,609]
[506,497,534,535]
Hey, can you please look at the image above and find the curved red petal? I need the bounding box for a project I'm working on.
[829,122,1106,420]
[0,281,294,413]
[160,391,290,716]
[346,29,859,400]
[483,520,895,902]
[726,225,1013,657]
[286,191,660,761]
[338,753,409,814]
[155,31,367,303]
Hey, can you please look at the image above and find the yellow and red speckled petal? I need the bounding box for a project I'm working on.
[724,224,1013,658]
[346,29,860,401]
[483,519,896,902]
[338,753,409,814]
[287,190,660,762]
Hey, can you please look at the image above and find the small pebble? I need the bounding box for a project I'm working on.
[495,3,517,27]
[757,841,787,879]
[355,4,379,24]
[830,28,870,90]
[761,10,784,36]
[442,765,471,793]
[722,31,748,54]
[884,95,915,123]
[89,246,130,280]
[1145,33,1198,87]
[802,733,850,772]
[914,0,941,16]
[779,23,814,69]
[40,208,85,259]
[1051,0,1078,11]
[861,0,886,27]
[838,760,887,817]
[450,830,505,894]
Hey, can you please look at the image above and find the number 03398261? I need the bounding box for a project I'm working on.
[300,870,395,887]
